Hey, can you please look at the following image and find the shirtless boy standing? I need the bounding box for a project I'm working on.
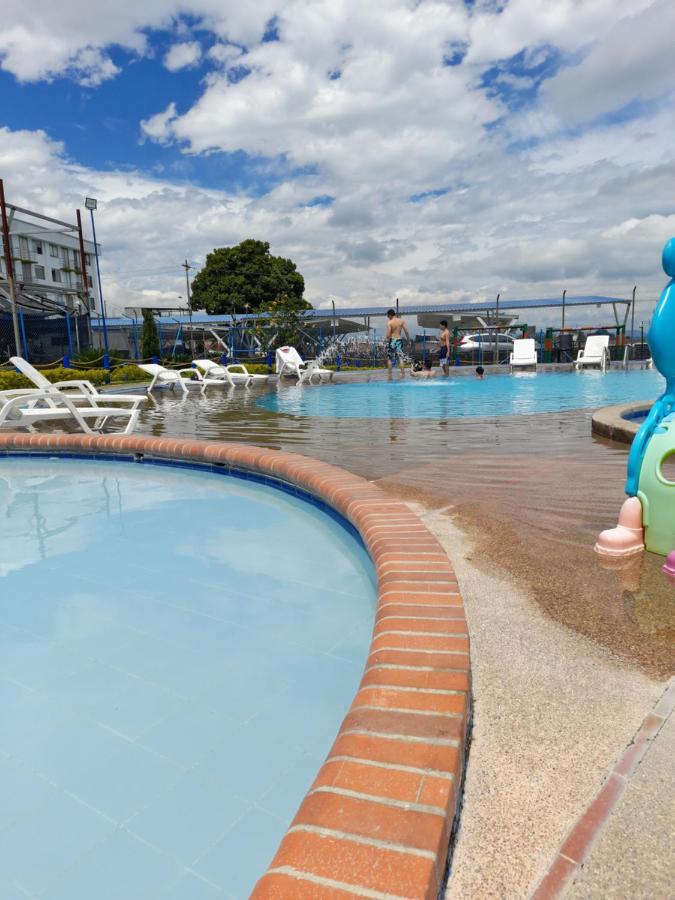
[385,309,410,378]
[439,319,451,376]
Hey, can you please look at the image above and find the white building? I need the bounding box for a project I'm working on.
[0,213,101,315]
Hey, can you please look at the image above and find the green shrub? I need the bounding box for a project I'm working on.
[110,365,149,383]
[141,309,160,359]
[0,366,112,391]
[72,348,106,366]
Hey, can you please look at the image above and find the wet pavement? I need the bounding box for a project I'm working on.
[136,379,675,679]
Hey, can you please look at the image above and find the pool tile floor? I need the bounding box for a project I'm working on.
[0,459,376,898]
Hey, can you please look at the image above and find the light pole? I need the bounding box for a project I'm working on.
[181,259,193,354]
[84,197,108,352]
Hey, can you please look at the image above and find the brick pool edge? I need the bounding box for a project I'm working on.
[0,432,470,900]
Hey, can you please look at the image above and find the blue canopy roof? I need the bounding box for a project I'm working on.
[93,295,629,328]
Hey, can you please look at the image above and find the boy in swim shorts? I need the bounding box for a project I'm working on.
[385,309,410,378]
[439,320,451,376]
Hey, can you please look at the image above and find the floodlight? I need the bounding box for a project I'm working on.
[85,197,97,210]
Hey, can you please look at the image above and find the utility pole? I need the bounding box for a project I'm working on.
[493,293,500,366]
[631,285,637,343]
[561,288,567,331]
[0,179,22,356]
[182,259,193,355]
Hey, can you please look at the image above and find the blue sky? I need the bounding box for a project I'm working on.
[0,0,673,313]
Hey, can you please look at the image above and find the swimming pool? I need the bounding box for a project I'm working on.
[0,458,375,899]
[257,368,665,419]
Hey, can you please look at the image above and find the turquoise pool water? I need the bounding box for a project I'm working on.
[258,368,665,419]
[0,458,375,900]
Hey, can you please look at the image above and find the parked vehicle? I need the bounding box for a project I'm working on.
[457,333,516,354]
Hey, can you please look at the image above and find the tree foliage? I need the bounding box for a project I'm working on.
[254,293,312,349]
[190,239,308,315]
[141,309,160,359]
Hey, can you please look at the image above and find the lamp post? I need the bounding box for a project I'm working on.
[84,197,108,352]
[181,259,194,355]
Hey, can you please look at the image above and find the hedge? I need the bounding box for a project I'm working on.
[0,365,150,392]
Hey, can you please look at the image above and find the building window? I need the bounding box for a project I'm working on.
[33,240,43,255]
[88,275,93,288]
[49,243,59,257]
[51,268,62,283]
[34,265,45,280]
[85,253,92,266]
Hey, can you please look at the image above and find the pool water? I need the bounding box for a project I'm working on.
[0,458,375,899]
[257,368,665,419]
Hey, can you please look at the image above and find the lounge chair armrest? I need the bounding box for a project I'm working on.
[0,388,47,399]
[51,379,98,394]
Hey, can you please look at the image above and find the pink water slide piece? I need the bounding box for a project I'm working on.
[595,496,645,558]
[662,551,675,577]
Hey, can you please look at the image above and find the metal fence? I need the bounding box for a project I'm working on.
[0,312,92,364]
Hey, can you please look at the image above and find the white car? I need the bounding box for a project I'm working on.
[457,333,516,353]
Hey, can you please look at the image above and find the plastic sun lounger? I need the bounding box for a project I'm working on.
[10,357,147,409]
[192,359,268,387]
[575,335,610,371]
[137,363,204,393]
[0,388,141,435]
[509,338,537,370]
[275,347,334,384]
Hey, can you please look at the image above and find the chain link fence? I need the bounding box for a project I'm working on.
[0,312,92,365]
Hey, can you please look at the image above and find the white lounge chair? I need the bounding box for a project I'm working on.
[275,347,334,384]
[509,338,537,370]
[11,357,147,408]
[0,388,141,435]
[575,335,610,371]
[137,363,204,393]
[192,359,268,387]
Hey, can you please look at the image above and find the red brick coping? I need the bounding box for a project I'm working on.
[0,432,470,900]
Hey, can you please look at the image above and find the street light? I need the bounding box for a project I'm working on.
[85,197,109,352]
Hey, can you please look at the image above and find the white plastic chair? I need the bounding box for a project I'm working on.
[575,335,610,371]
[509,339,537,370]
[137,363,204,393]
[275,347,333,384]
[192,359,268,387]
[0,388,141,434]
[11,356,147,406]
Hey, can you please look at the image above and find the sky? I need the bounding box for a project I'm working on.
[1,0,674,317]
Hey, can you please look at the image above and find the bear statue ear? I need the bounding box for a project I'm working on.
[662,238,675,279]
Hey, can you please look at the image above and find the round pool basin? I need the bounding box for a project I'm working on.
[258,368,665,419]
[0,458,375,899]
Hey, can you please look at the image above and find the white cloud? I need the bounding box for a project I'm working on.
[164,41,202,72]
[140,102,179,143]
[540,0,675,124]
[208,43,244,67]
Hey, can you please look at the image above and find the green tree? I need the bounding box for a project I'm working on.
[255,293,312,349]
[190,239,308,315]
[141,309,160,359]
